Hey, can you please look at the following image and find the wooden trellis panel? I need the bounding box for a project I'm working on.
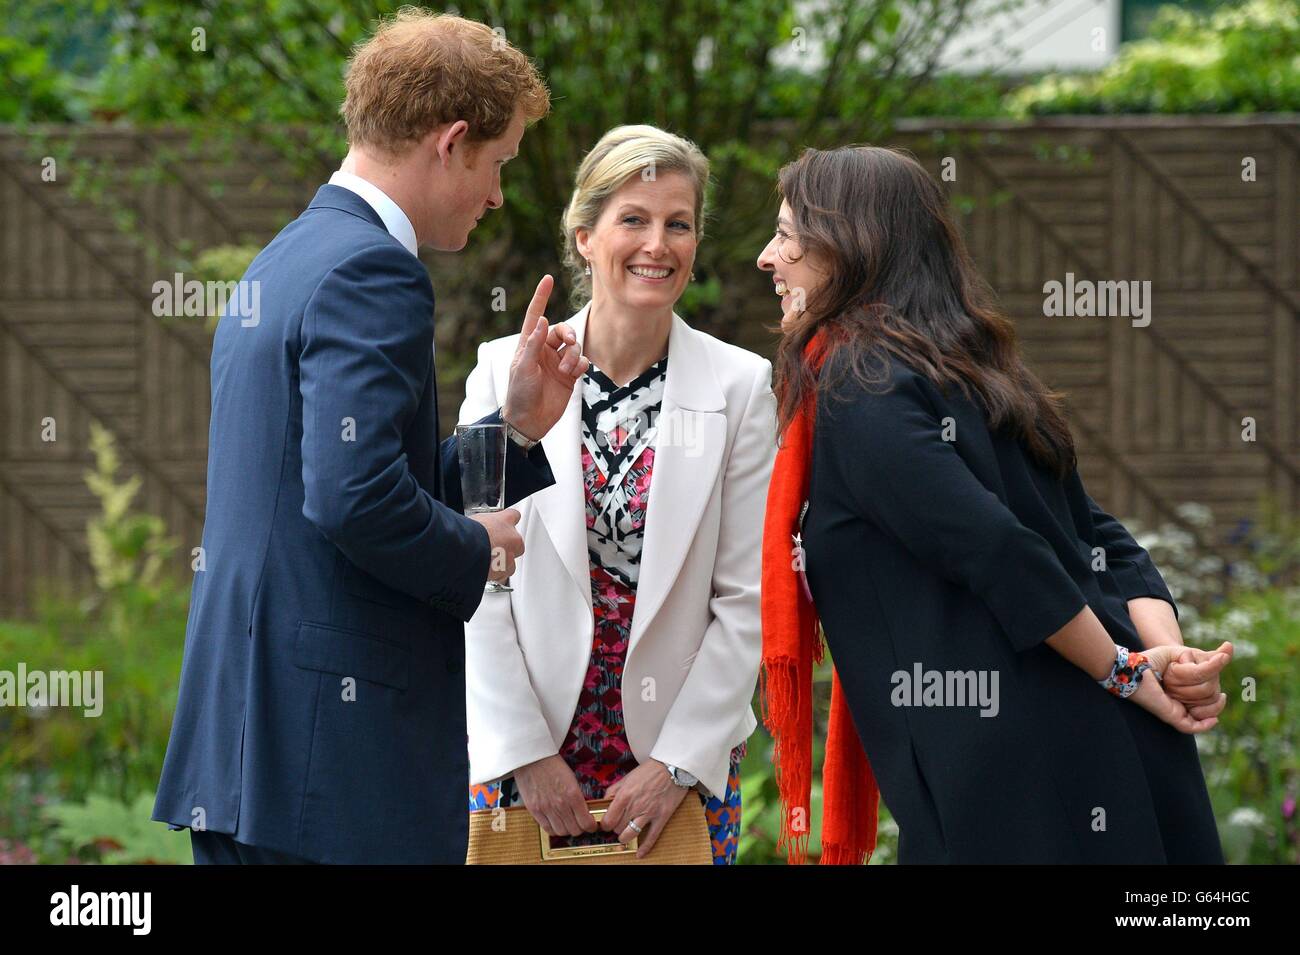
[0,117,1296,614]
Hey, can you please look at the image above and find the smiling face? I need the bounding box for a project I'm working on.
[574,171,699,315]
[756,199,826,329]
[420,107,526,251]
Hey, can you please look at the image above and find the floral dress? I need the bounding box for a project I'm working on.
[469,355,746,864]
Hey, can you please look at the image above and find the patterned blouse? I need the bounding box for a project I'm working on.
[580,357,668,588]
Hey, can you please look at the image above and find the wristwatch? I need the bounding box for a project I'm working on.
[666,764,698,789]
[502,412,539,452]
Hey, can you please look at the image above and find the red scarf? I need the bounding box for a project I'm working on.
[760,330,879,865]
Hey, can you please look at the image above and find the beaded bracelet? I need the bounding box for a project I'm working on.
[1098,645,1157,699]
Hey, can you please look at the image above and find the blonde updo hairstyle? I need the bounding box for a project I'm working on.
[561,125,710,308]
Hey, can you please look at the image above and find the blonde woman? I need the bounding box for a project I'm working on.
[460,126,776,863]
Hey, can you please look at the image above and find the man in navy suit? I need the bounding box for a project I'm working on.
[151,12,587,863]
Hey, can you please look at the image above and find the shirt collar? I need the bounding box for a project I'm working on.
[327,170,419,258]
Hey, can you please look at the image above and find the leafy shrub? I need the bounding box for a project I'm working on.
[1189,587,1299,864]
[1010,0,1300,115]
[0,424,190,862]
[188,243,262,331]
[43,793,192,865]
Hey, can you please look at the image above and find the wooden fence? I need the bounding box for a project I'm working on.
[1,116,1296,614]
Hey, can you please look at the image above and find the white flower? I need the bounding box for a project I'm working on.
[1221,608,1256,634]
[1231,564,1268,591]
[1226,807,1267,829]
[1232,638,1259,659]
[1175,503,1215,528]
[1185,619,1217,645]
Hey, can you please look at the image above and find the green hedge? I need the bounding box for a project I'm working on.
[1010,0,1300,115]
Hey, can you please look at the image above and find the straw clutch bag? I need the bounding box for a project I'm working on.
[466,796,713,865]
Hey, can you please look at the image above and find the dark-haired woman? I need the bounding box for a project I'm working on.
[756,145,1232,865]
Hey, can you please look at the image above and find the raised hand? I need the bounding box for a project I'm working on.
[503,275,590,441]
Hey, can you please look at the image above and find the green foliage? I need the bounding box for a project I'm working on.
[43,792,193,864]
[898,73,1018,120]
[8,0,1017,346]
[0,35,80,122]
[1151,503,1300,865]
[1192,587,1300,864]
[1010,0,1300,115]
[193,243,260,284]
[0,425,190,861]
[191,243,262,329]
[85,423,177,594]
[0,0,114,121]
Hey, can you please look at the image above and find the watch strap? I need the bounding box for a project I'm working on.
[504,417,539,452]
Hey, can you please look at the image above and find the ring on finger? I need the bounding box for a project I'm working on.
[626,818,643,835]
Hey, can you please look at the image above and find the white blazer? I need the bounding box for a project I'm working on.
[459,303,777,799]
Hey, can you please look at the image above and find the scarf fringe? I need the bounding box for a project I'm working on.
[760,656,812,866]
[821,842,874,866]
[758,656,799,727]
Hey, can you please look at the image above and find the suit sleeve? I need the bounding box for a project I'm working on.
[458,340,558,783]
[299,244,490,622]
[440,338,556,512]
[822,362,1088,652]
[1085,491,1178,617]
[650,360,776,799]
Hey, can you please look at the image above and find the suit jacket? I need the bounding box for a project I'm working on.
[151,184,554,863]
[460,303,777,799]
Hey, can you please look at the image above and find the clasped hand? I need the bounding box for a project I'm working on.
[515,755,689,860]
[1131,641,1233,734]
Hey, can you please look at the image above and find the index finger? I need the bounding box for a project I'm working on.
[520,274,554,339]
[573,796,599,833]
[564,799,593,836]
[600,794,623,832]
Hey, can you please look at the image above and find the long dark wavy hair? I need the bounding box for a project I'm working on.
[772,145,1076,477]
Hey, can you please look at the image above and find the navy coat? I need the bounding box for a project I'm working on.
[804,349,1223,863]
[152,185,553,863]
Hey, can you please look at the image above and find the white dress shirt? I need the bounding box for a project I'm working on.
[328,170,419,258]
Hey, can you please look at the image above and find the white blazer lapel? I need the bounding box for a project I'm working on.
[527,304,593,613]
[629,315,726,655]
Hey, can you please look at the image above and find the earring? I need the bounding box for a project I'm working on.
[689,271,696,283]
[584,261,591,276]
